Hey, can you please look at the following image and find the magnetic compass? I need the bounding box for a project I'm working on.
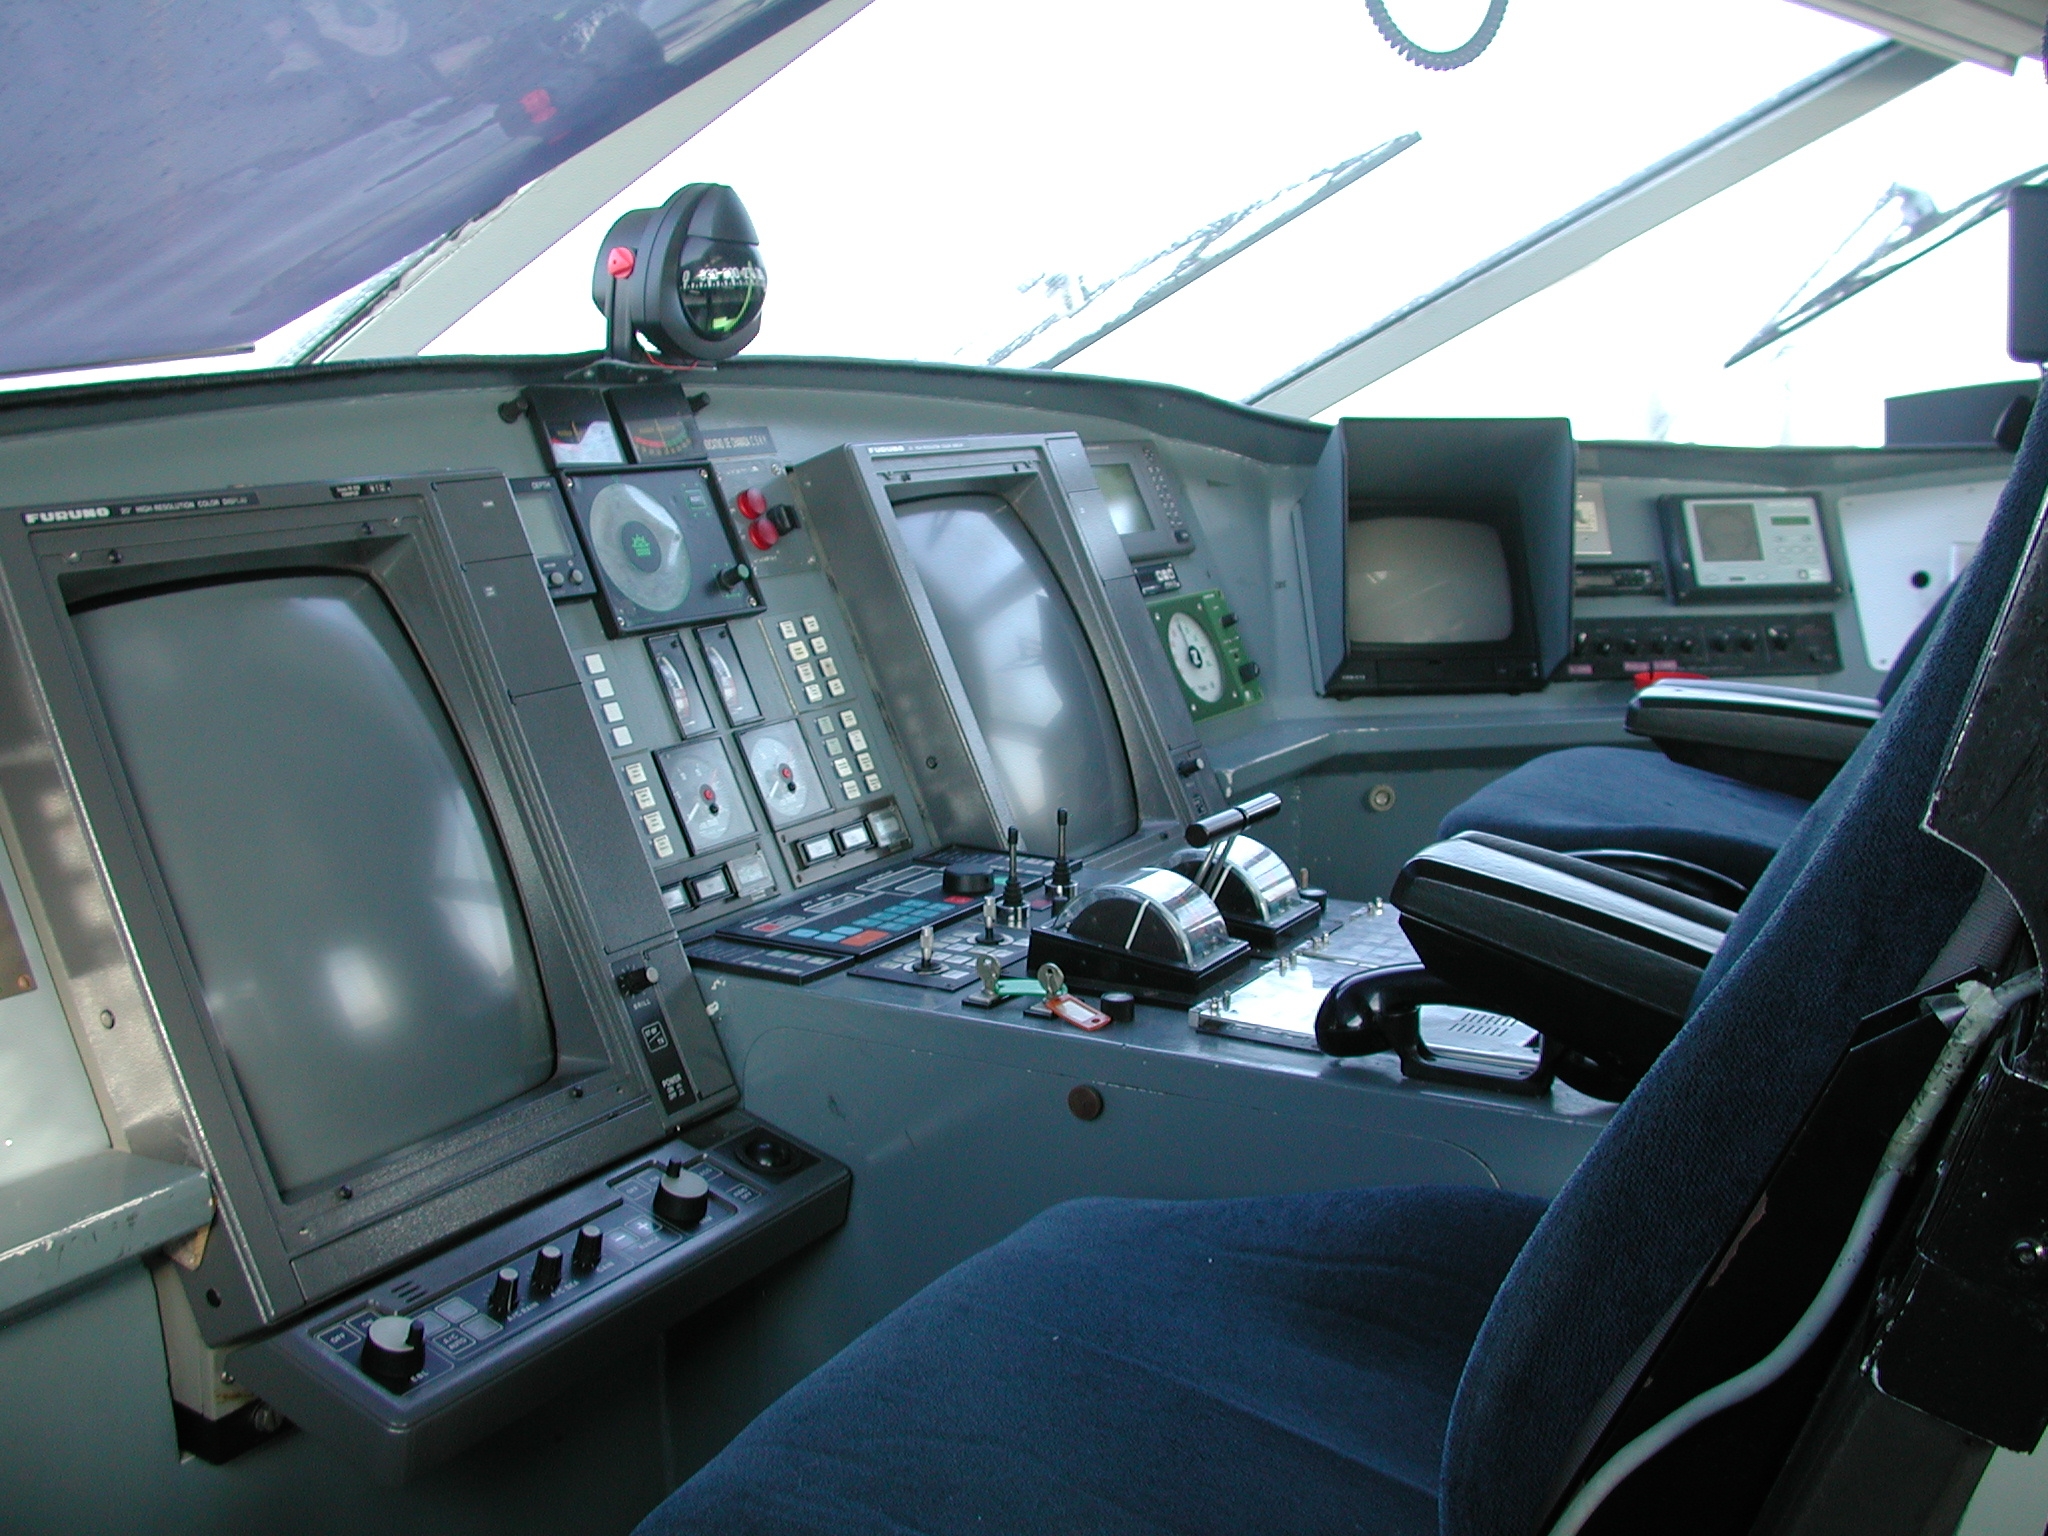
[1166,611,1225,704]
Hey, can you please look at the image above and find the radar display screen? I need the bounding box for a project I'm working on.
[561,467,759,635]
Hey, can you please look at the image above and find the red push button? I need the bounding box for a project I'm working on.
[735,487,768,520]
[746,518,779,551]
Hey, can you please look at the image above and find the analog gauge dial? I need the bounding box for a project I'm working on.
[1167,611,1226,703]
[742,724,823,828]
[656,742,755,855]
[587,481,693,615]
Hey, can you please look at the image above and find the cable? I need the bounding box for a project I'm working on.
[1546,968,2044,1536]
[1364,0,1507,71]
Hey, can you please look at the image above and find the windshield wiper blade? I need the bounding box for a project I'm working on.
[988,133,1420,371]
[1726,162,2048,367]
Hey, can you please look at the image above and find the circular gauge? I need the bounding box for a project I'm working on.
[747,730,816,825]
[1167,612,1226,703]
[658,743,753,855]
[587,482,692,614]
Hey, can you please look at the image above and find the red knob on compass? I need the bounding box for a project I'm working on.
[735,487,768,519]
[605,246,636,279]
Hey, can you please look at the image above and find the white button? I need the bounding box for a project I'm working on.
[865,773,883,792]
[602,702,625,723]
[624,762,648,785]
[643,813,666,834]
[583,653,606,675]
[612,726,634,747]
[787,640,810,661]
[633,786,656,810]
[808,636,828,654]
[651,834,674,859]
[814,717,835,736]
[802,614,821,634]
[827,679,847,697]
[593,677,616,699]
[805,684,824,703]
[796,662,816,683]
[841,781,861,800]
[857,753,874,772]
[824,737,844,756]
[848,730,867,751]
[833,758,853,778]
[840,710,858,728]
[778,620,799,640]
[819,658,839,679]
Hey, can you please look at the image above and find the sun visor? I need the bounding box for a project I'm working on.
[0,1,833,378]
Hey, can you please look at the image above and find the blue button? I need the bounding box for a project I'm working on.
[436,1329,476,1356]
[318,1324,359,1352]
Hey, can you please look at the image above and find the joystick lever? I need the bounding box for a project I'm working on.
[1048,808,1075,911]
[998,825,1029,929]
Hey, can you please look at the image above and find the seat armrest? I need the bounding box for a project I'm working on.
[1389,832,1734,1094]
[1626,679,1881,799]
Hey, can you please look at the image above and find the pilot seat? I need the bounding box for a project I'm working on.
[630,401,2048,1532]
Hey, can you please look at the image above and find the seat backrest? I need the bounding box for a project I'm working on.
[1875,577,1956,705]
[1439,411,2048,1536]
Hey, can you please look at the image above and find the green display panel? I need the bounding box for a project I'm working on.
[1149,589,1262,722]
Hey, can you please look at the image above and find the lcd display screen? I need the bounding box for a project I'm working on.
[513,487,573,559]
[76,574,553,1195]
[1346,517,1514,645]
[1093,462,1154,537]
[894,494,1137,856]
[1694,502,1765,563]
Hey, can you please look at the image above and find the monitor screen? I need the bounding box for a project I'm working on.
[1093,463,1154,537]
[76,573,553,1195]
[513,487,573,559]
[1346,517,1514,646]
[894,494,1138,856]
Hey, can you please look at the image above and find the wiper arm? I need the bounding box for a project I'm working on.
[1727,163,2048,367]
[989,133,1420,371]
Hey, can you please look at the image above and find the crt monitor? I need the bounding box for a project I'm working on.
[5,477,724,1337]
[1299,417,1575,695]
[74,573,555,1196]
[893,492,1139,857]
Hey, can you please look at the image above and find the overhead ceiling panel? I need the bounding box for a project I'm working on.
[1795,0,2046,68]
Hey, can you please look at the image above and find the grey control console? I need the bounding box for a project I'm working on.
[1559,612,1840,679]
[230,1120,849,1484]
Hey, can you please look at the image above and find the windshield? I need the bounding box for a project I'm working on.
[435,0,1888,404]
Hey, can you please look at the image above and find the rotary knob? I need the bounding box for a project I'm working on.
[651,1160,709,1229]
[359,1315,426,1390]
[530,1244,564,1300]
[486,1267,521,1320]
[571,1224,604,1274]
[942,866,994,898]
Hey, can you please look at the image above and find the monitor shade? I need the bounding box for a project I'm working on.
[1345,517,1514,646]
[893,494,1138,856]
[75,574,553,1195]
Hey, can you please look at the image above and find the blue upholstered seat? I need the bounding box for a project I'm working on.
[1439,584,1958,893]
[1437,744,1808,890]
[644,1189,1543,1536]
[638,416,2047,1536]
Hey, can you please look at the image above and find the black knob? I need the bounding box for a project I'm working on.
[741,1132,797,1173]
[652,1160,709,1229]
[767,504,801,534]
[715,562,752,591]
[359,1315,426,1390]
[1736,631,1759,653]
[1238,660,1261,682]
[1100,992,1136,1024]
[531,1245,563,1300]
[1176,754,1206,777]
[1708,631,1730,653]
[571,1224,604,1274]
[942,866,994,898]
[1220,611,1238,627]
[487,1267,520,1320]
[618,964,660,995]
